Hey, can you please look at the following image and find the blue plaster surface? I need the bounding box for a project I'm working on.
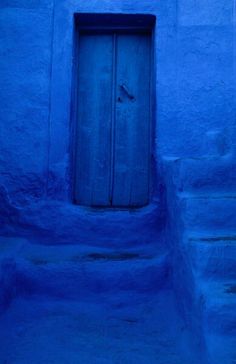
[0,0,236,363]
[0,291,200,364]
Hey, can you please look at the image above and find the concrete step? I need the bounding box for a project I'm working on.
[0,237,170,302]
[0,290,201,364]
[16,252,170,299]
[0,237,26,311]
[198,279,236,364]
[205,333,236,364]
[200,280,236,336]
[179,194,236,234]
[17,201,166,247]
[162,156,236,194]
[186,234,236,280]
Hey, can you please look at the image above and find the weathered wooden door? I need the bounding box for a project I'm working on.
[75,31,151,207]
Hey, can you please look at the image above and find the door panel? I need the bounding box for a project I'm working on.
[75,34,113,206]
[112,34,151,207]
[75,32,151,207]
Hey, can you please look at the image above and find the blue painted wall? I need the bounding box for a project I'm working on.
[0,1,235,363]
[0,0,235,206]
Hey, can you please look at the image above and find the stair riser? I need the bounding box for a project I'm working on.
[177,159,236,194]
[205,334,236,364]
[203,304,236,335]
[181,198,236,233]
[0,259,18,312]
[187,241,236,280]
[14,258,170,298]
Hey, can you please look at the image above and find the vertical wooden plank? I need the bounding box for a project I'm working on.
[112,33,151,207]
[75,34,113,206]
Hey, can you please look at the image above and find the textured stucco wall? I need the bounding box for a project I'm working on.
[0,0,235,205]
[0,1,53,204]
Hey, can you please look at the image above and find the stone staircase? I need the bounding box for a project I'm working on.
[0,156,235,363]
[15,241,170,299]
[0,236,201,364]
[162,157,236,364]
[0,237,169,303]
[186,233,236,363]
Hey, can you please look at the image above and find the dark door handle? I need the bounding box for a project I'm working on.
[120,84,135,101]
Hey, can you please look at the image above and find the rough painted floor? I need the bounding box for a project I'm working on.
[0,238,203,363]
[0,290,199,364]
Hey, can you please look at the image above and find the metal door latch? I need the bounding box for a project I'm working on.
[120,84,135,102]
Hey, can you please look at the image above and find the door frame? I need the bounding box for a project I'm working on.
[71,14,156,208]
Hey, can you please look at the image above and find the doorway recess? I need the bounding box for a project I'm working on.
[73,14,155,207]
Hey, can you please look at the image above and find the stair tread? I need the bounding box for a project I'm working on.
[0,290,200,364]
[200,279,236,304]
